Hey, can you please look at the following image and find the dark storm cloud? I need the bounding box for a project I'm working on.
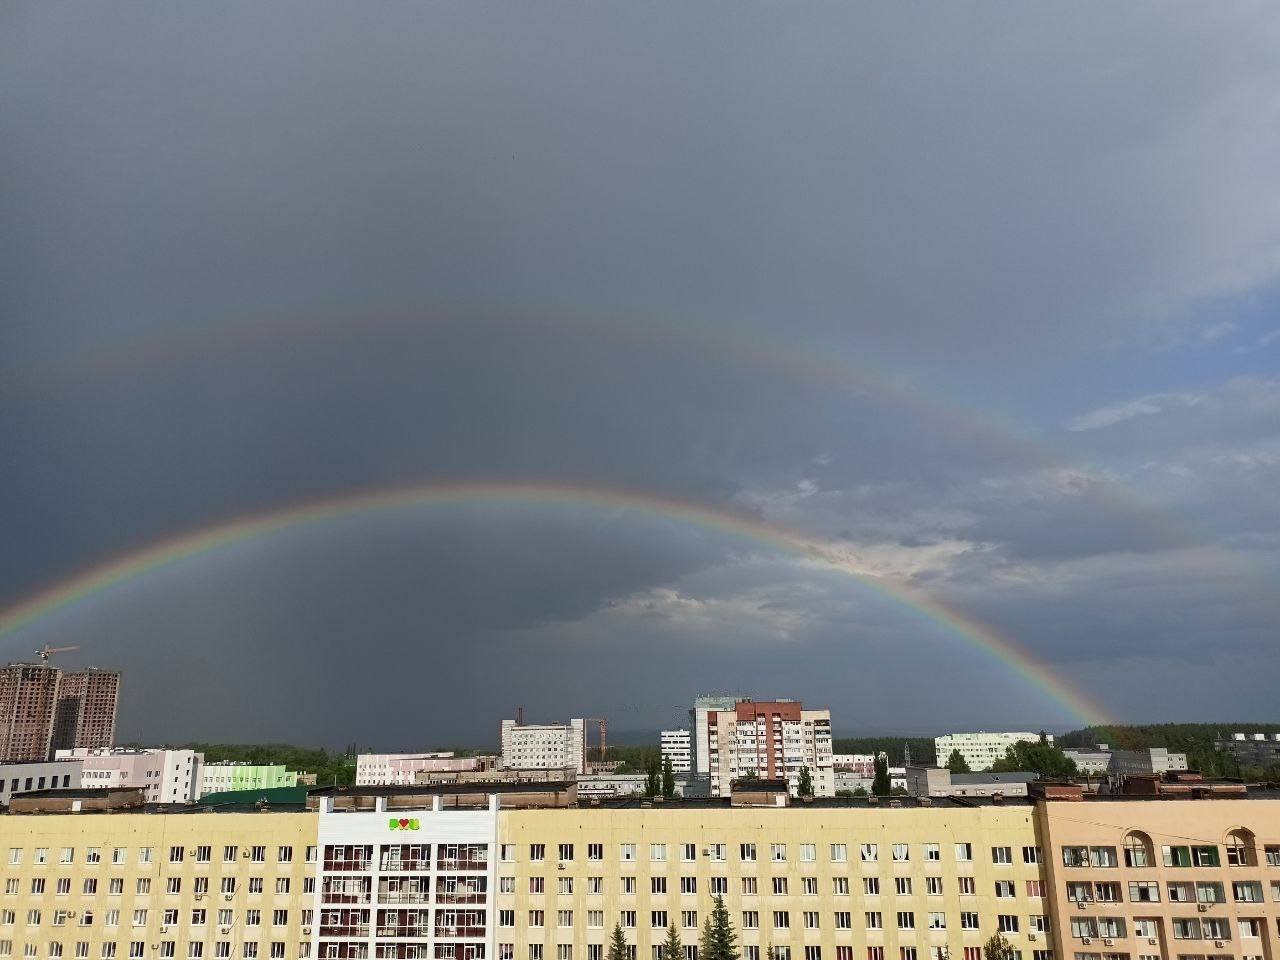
[2,2,1279,741]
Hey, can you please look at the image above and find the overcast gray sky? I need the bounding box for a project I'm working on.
[2,3,1279,747]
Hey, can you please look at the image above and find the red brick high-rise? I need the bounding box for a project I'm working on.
[51,668,120,754]
[0,663,62,762]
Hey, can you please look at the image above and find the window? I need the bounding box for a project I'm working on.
[682,844,697,862]
[833,877,849,895]
[802,878,818,896]
[773,912,790,929]
[925,844,940,862]
[992,847,1013,865]
[500,844,515,862]
[865,913,882,931]
[742,912,759,930]
[1128,881,1159,903]
[863,878,879,896]
[682,912,697,929]
[589,877,604,895]
[927,877,943,896]
[1226,831,1254,867]
[710,877,728,895]
[1196,882,1224,904]
[896,878,912,896]
[801,844,816,862]
[681,877,697,895]
[835,913,851,930]
[588,844,603,861]
[892,844,909,862]
[861,844,878,862]
[1023,847,1042,864]
[831,844,847,863]
[529,877,544,894]
[900,951,916,960]
[559,877,574,895]
[995,881,1015,899]
[709,844,726,861]
[998,916,1019,934]
[960,913,979,931]
[621,911,636,929]
[529,911,545,928]
[740,844,757,862]
[897,912,915,930]
[772,844,787,862]
[955,843,973,862]
[1026,880,1044,898]
[958,877,976,896]
[530,845,545,862]
[588,911,604,928]
[772,878,788,896]
[652,878,666,895]
[868,950,885,960]
[805,949,821,960]
[620,845,636,862]
[651,845,666,862]
[560,911,575,928]
[929,913,946,930]
[803,912,819,929]
[622,878,636,895]
[1233,881,1264,903]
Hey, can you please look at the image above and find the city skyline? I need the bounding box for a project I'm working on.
[4,5,1280,743]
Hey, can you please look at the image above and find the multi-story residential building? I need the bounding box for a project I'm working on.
[706,700,834,798]
[0,663,62,762]
[1215,732,1280,768]
[2,779,1280,960]
[500,719,586,774]
[1061,748,1112,776]
[56,747,204,803]
[934,732,1052,772]
[832,754,878,775]
[0,806,316,959]
[50,668,120,754]
[200,762,298,798]
[1107,748,1188,777]
[0,758,82,805]
[1036,788,1280,960]
[689,696,743,778]
[660,730,692,773]
[357,753,488,786]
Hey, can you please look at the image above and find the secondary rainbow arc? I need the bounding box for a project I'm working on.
[0,479,1110,725]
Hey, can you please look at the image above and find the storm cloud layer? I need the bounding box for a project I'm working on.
[3,3,1279,745]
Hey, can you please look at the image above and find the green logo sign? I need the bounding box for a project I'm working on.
[389,817,420,831]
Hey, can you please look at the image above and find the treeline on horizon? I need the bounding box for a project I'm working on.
[141,723,1279,787]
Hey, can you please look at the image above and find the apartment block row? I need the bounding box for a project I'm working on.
[2,782,1279,960]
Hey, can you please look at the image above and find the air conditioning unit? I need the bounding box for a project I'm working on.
[1081,938,1091,945]
[224,895,234,902]
[1027,935,1037,942]
[1197,904,1208,913]
[195,894,204,901]
[160,927,169,933]
[1103,939,1114,947]
[1147,940,1158,946]
[303,928,312,935]
[220,927,231,934]
[1076,902,1088,910]
[1215,942,1225,949]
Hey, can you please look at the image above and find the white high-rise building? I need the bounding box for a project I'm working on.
[660,729,691,773]
[56,747,203,804]
[500,718,586,774]
[934,731,1052,772]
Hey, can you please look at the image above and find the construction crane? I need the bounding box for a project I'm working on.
[584,718,608,764]
[35,644,79,664]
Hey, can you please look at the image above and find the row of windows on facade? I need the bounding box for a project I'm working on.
[5,776,75,792]
[0,939,297,959]
[1068,916,1275,941]
[4,876,312,897]
[499,908,1050,933]
[506,942,1052,960]
[506,845,1044,865]
[1065,880,1280,905]
[6,847,314,868]
[1061,835,1278,870]
[502,874,1041,898]
[1,907,303,931]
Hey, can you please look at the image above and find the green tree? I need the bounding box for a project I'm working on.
[982,933,1017,960]
[662,756,677,799]
[797,766,813,797]
[662,923,683,960]
[645,756,661,797]
[608,923,629,960]
[872,754,891,796]
[945,749,971,774]
[851,786,868,797]
[700,895,739,960]
[989,741,1078,779]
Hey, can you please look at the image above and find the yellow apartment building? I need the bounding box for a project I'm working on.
[496,800,1052,960]
[0,809,317,959]
[1035,796,1280,960]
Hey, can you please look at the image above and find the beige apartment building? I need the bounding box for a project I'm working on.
[1036,794,1280,960]
[0,782,1278,960]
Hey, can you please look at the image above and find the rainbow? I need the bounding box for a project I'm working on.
[0,479,1110,725]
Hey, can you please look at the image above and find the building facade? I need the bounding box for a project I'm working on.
[500,721,586,775]
[357,754,488,787]
[660,731,692,774]
[706,701,834,798]
[0,663,62,763]
[1107,749,1188,777]
[689,696,743,778]
[933,733,1052,773]
[57,748,204,804]
[50,669,121,754]
[0,759,82,806]
[200,762,299,798]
